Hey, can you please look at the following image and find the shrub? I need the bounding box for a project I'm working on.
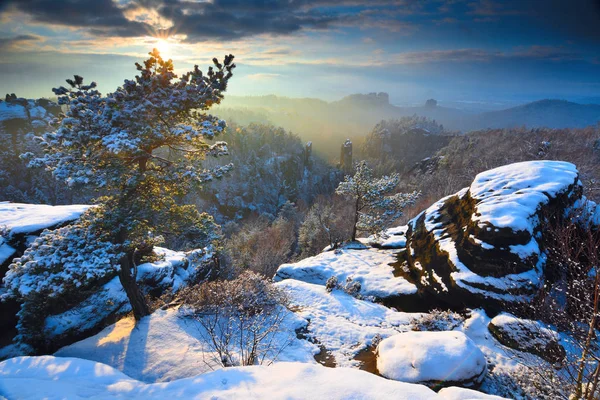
[177,271,293,367]
[410,309,465,332]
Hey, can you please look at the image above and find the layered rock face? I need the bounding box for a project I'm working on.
[397,160,581,310]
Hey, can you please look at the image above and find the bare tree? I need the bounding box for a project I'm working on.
[500,204,600,399]
[178,271,293,368]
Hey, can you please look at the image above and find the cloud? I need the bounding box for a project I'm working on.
[246,73,283,81]
[0,34,43,51]
[0,0,424,43]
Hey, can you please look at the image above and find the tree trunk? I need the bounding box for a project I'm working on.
[351,198,359,242]
[118,252,150,321]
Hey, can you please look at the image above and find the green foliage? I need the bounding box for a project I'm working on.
[336,160,419,239]
[29,49,235,252]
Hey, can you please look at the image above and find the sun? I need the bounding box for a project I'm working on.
[155,39,171,58]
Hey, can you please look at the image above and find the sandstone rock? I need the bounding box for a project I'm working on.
[488,312,565,363]
[397,161,581,311]
[376,330,487,388]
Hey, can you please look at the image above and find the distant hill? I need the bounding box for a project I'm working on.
[471,99,600,130]
[215,94,600,159]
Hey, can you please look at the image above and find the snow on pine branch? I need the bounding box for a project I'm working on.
[23,49,236,191]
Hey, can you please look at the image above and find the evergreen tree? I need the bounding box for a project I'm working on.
[335,160,419,241]
[24,49,235,320]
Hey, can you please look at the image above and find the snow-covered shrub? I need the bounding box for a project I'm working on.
[178,271,292,367]
[325,275,364,299]
[325,276,339,293]
[335,160,419,240]
[410,309,465,332]
[2,213,122,350]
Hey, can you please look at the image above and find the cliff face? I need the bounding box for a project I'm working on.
[398,161,581,310]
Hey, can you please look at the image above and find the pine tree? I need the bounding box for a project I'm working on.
[335,160,419,241]
[25,49,235,320]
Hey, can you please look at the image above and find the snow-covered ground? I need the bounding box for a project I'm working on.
[275,247,416,298]
[276,279,419,367]
[0,202,90,234]
[55,307,316,382]
[0,355,509,399]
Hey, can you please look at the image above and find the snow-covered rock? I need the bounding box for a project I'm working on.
[0,98,60,133]
[40,248,216,350]
[376,330,487,387]
[0,356,440,399]
[400,161,581,309]
[275,279,420,368]
[488,312,565,363]
[274,247,417,298]
[0,202,90,235]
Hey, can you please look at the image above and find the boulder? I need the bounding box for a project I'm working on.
[376,330,487,388]
[488,312,565,363]
[396,161,581,311]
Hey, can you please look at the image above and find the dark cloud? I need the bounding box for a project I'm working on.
[0,34,42,51]
[0,0,427,42]
[1,0,150,37]
[1,0,600,44]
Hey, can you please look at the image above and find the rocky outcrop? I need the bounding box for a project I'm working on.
[393,161,581,312]
[488,312,565,363]
[376,331,487,388]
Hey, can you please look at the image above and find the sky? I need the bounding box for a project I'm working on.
[1,0,600,106]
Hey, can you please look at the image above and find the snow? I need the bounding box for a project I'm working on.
[55,307,315,382]
[438,387,508,399]
[44,276,129,337]
[44,247,216,339]
[470,161,579,233]
[415,169,555,300]
[0,202,90,234]
[0,236,16,265]
[275,279,420,367]
[377,331,487,385]
[0,356,440,400]
[455,308,540,395]
[275,248,417,297]
[489,312,559,349]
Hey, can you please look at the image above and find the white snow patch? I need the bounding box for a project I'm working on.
[377,331,487,385]
[55,307,315,383]
[438,386,508,399]
[470,161,578,233]
[275,279,420,367]
[0,356,439,399]
[0,102,27,120]
[0,202,90,234]
[275,248,416,297]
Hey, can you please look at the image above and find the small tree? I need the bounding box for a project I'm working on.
[335,160,419,241]
[178,270,292,367]
[24,49,235,320]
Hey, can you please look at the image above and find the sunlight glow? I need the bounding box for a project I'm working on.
[155,39,171,59]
